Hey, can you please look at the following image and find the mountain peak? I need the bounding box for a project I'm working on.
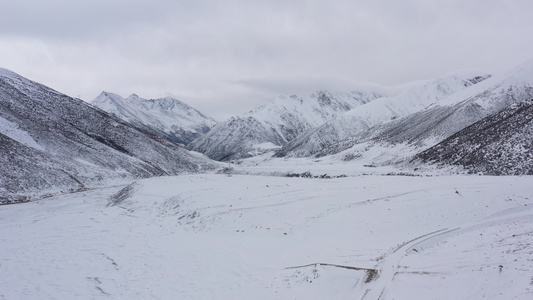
[188,88,384,161]
[92,92,217,145]
[277,71,494,158]
[128,93,140,100]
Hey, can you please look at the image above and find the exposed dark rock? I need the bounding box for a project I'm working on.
[415,99,533,175]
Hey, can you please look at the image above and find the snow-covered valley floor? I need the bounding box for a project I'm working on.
[1,173,532,299]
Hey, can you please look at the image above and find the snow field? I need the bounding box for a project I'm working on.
[1,174,532,299]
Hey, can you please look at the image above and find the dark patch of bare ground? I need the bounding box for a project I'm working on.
[285,263,380,283]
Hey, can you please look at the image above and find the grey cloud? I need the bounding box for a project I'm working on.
[0,0,533,120]
[0,0,177,39]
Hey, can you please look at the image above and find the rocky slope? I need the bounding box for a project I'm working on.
[414,99,533,175]
[91,92,217,145]
[0,67,216,202]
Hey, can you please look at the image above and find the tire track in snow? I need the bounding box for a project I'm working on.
[355,228,457,300]
[356,204,533,299]
[340,184,461,210]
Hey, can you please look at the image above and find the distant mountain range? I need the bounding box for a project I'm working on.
[312,60,533,167]
[187,90,383,161]
[91,92,217,145]
[276,72,492,158]
[0,68,216,202]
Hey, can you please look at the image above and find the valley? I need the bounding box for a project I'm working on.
[1,59,533,299]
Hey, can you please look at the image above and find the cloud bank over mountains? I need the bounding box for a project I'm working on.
[1,0,532,120]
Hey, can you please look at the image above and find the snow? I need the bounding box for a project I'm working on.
[91,92,217,144]
[1,172,532,299]
[280,72,491,158]
[437,58,533,108]
[187,90,384,160]
[0,67,62,97]
[0,67,19,78]
[0,116,44,151]
[253,142,281,150]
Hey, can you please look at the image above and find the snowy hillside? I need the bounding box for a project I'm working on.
[315,59,533,166]
[187,90,383,161]
[414,99,533,175]
[91,92,217,145]
[2,173,532,299]
[374,59,533,146]
[277,72,491,158]
[0,67,217,202]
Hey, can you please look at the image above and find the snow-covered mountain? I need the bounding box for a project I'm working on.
[187,90,383,161]
[276,72,492,158]
[91,92,217,145]
[0,67,216,202]
[315,59,533,166]
[414,98,533,175]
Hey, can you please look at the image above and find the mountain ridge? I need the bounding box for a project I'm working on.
[276,72,492,158]
[187,90,384,161]
[91,92,217,145]
[0,67,216,202]
[311,60,533,168]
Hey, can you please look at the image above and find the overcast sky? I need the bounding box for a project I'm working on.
[1,0,532,121]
